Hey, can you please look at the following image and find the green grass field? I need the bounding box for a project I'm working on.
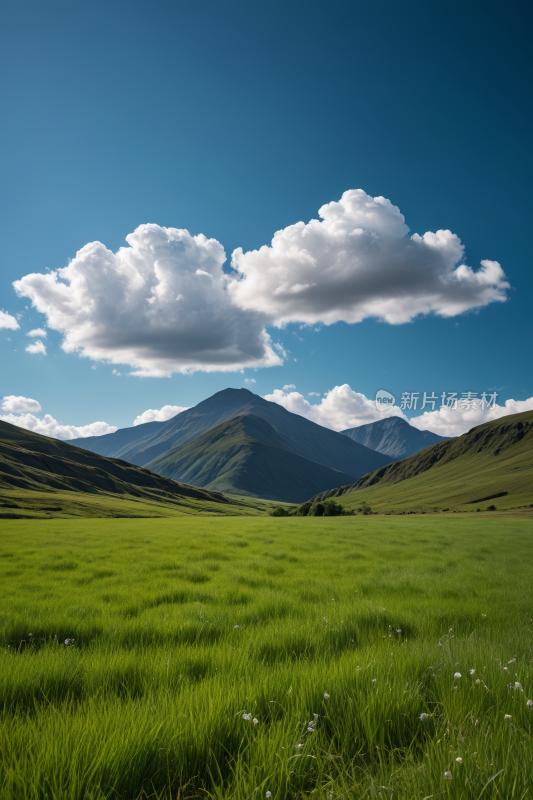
[1,516,532,799]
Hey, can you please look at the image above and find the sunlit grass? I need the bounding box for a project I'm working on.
[0,516,532,799]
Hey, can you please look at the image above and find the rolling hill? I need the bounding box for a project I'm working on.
[310,410,533,512]
[0,420,268,517]
[341,416,448,459]
[144,413,359,502]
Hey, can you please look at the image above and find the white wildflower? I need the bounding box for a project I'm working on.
[456,757,463,763]
[454,672,462,678]
[419,713,430,721]
[444,771,453,780]
[253,718,258,724]
[296,743,303,749]
[307,727,315,733]
[504,714,512,720]
[470,669,475,675]
[514,682,523,692]
[234,625,240,629]
[527,699,533,707]
[266,793,271,798]
[324,693,329,699]
[243,713,252,720]
[475,679,481,684]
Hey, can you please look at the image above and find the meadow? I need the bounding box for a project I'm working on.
[1,515,532,799]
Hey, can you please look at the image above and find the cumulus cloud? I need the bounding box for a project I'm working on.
[1,395,42,414]
[0,412,117,440]
[14,224,281,377]
[264,384,533,438]
[25,339,46,355]
[409,396,533,437]
[230,189,509,327]
[244,378,256,385]
[308,391,320,397]
[27,328,47,337]
[0,310,20,330]
[133,404,189,426]
[263,384,407,431]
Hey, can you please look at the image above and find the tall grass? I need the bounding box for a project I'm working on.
[1,516,532,799]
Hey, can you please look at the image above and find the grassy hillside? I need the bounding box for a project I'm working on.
[145,413,358,503]
[0,420,270,518]
[312,410,533,512]
[1,515,532,799]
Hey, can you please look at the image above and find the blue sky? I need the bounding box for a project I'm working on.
[1,0,531,439]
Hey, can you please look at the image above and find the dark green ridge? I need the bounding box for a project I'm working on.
[0,419,252,514]
[145,412,359,503]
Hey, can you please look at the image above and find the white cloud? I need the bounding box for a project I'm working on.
[230,189,509,327]
[263,384,406,430]
[264,384,533,438]
[27,328,47,338]
[25,339,46,355]
[244,378,256,385]
[133,404,189,426]
[308,391,320,397]
[1,395,42,413]
[14,224,281,377]
[282,384,296,392]
[0,310,20,330]
[112,369,122,376]
[91,365,97,370]
[409,396,533,437]
[0,412,117,440]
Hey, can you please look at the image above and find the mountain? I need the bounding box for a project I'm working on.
[341,416,449,459]
[144,413,359,503]
[310,410,533,512]
[0,419,263,517]
[72,388,392,480]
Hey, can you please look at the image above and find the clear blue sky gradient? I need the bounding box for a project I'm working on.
[1,0,531,427]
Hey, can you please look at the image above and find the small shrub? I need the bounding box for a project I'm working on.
[487,504,497,511]
[309,502,325,517]
[295,500,312,516]
[269,506,290,517]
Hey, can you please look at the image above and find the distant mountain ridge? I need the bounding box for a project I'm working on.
[341,416,448,459]
[72,388,393,502]
[144,412,359,503]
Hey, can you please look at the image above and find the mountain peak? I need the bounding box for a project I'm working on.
[341,416,448,460]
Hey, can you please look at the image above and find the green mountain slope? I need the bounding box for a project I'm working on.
[144,413,358,503]
[72,388,392,478]
[310,410,533,512]
[0,420,267,517]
